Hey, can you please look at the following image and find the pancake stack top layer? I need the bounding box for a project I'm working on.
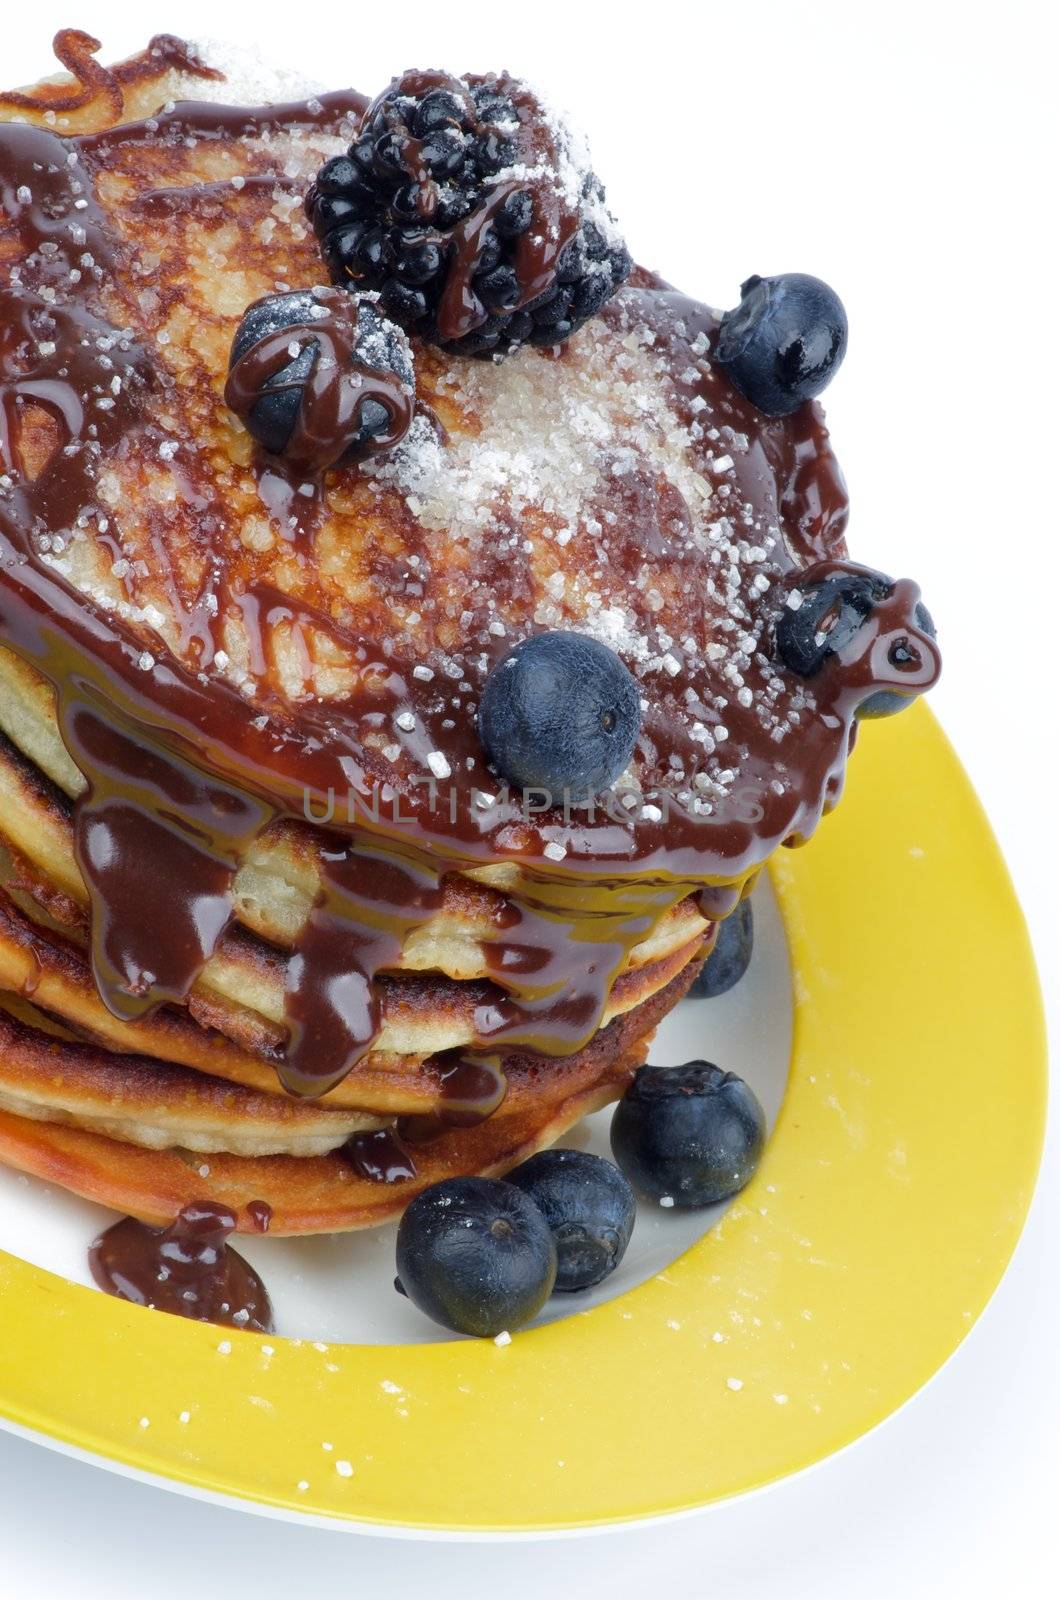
[0,34,942,1110]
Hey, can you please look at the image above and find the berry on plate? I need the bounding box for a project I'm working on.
[509,1148,636,1292]
[611,1062,766,1209]
[687,899,754,998]
[395,1176,556,1336]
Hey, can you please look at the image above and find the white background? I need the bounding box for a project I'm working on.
[1,2,1056,1594]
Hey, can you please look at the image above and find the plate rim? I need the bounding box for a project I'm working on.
[0,705,1047,1533]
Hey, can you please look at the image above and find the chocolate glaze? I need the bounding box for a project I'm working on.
[398,1051,509,1142]
[283,842,445,1096]
[246,1199,273,1232]
[224,288,414,471]
[346,1125,418,1183]
[0,50,941,1112]
[89,1200,274,1330]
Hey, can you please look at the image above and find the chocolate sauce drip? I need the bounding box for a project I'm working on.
[345,1125,417,1183]
[781,560,940,700]
[89,1201,274,1331]
[696,884,743,921]
[78,88,369,157]
[0,31,220,121]
[283,844,445,1096]
[0,75,940,1110]
[224,288,414,471]
[246,1200,273,1233]
[399,1051,509,1143]
[473,876,691,1056]
[64,703,271,1019]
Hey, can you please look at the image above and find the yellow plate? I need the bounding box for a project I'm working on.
[0,705,1046,1531]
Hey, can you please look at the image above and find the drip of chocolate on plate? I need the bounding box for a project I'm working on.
[0,44,941,1153]
[89,1200,274,1331]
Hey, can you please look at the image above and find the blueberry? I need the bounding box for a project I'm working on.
[508,1149,635,1292]
[775,569,891,677]
[228,292,414,460]
[395,1177,556,1337]
[715,273,848,417]
[229,291,320,456]
[478,631,641,802]
[611,1062,766,1209]
[687,899,754,998]
[856,602,937,718]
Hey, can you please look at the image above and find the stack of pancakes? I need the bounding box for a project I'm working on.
[0,36,732,1231]
[0,671,710,1230]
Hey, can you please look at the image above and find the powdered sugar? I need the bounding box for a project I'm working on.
[182,40,329,107]
[364,300,816,790]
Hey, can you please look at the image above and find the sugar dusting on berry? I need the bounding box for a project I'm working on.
[484,76,624,254]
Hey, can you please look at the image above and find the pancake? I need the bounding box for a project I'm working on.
[0,35,940,1246]
[0,876,709,1115]
[0,962,692,1232]
[0,1003,380,1156]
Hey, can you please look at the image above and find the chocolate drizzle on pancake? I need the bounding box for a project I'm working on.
[346,1124,418,1183]
[399,1051,509,1142]
[89,1199,274,1330]
[0,58,941,1115]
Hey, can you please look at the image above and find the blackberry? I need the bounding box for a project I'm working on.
[305,70,632,359]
